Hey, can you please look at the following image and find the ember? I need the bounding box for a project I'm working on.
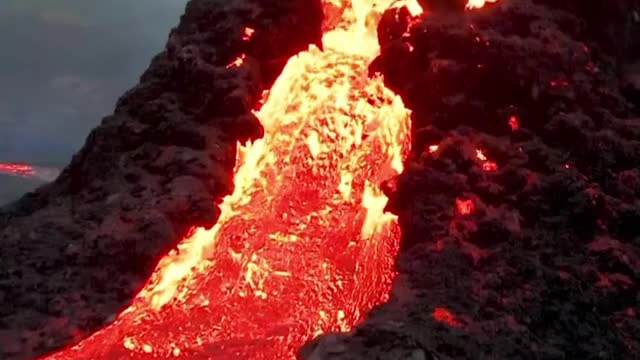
[432,307,463,327]
[0,162,34,177]
[508,115,519,131]
[226,54,246,68]
[47,0,412,359]
[475,149,498,172]
[242,27,255,41]
[455,198,475,215]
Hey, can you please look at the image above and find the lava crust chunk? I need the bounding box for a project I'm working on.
[0,0,323,359]
[302,0,640,359]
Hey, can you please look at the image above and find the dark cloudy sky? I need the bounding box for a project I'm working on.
[0,0,187,204]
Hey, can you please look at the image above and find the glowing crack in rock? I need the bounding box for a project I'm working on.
[47,0,415,359]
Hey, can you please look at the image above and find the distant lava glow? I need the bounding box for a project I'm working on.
[0,163,35,177]
[0,162,60,182]
[47,1,419,359]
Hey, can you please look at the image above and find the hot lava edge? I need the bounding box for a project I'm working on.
[0,1,323,358]
[301,0,640,359]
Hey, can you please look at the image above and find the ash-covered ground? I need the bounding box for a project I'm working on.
[0,0,322,358]
[303,0,640,359]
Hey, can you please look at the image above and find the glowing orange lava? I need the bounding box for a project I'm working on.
[46,1,415,359]
[509,115,519,131]
[226,54,246,69]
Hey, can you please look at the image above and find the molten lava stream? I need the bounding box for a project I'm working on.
[47,1,414,359]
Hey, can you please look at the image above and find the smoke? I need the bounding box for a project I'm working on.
[0,0,187,204]
[0,0,188,164]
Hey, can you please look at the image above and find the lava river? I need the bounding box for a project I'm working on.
[46,0,419,359]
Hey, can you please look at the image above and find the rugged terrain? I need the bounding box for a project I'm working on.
[0,0,323,358]
[1,0,639,359]
[302,0,640,359]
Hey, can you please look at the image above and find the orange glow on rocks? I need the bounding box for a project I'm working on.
[428,144,439,153]
[46,1,412,359]
[482,161,498,172]
[456,198,475,215]
[432,307,463,327]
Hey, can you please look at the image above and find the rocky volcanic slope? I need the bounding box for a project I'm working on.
[303,0,640,359]
[0,0,323,359]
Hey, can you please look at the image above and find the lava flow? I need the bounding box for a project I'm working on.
[46,0,418,359]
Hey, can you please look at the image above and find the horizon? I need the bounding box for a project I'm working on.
[0,0,188,205]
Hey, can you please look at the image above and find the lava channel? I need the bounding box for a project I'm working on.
[45,0,419,359]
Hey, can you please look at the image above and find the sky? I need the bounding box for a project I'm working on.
[0,0,187,204]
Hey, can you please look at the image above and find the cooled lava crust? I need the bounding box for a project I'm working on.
[302,0,640,359]
[0,0,323,358]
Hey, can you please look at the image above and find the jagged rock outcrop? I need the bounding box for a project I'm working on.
[302,0,640,358]
[0,1,323,359]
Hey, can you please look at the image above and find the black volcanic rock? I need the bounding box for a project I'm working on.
[0,0,323,359]
[302,0,640,359]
